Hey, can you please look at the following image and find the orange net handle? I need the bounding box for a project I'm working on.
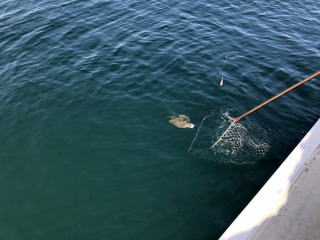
[235,71,320,121]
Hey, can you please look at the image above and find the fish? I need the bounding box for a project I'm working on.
[169,114,194,128]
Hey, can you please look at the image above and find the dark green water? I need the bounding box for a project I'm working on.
[0,0,319,239]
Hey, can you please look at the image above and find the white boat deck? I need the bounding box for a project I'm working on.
[219,119,320,240]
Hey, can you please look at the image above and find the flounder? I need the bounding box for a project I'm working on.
[169,114,194,128]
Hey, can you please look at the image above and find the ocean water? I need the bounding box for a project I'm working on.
[0,0,319,239]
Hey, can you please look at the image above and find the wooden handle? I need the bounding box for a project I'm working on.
[235,71,320,121]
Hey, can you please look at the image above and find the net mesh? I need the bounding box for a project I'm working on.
[189,111,269,165]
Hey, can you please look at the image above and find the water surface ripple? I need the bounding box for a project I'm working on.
[0,0,319,239]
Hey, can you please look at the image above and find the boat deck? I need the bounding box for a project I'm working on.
[219,119,320,240]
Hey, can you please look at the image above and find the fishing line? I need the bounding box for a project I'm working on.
[188,1,232,152]
[219,47,229,86]
[188,114,212,152]
[219,0,231,87]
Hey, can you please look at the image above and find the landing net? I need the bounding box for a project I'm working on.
[189,111,269,165]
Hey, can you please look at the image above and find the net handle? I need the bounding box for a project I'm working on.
[235,71,320,122]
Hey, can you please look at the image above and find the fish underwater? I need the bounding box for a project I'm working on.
[169,114,194,128]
